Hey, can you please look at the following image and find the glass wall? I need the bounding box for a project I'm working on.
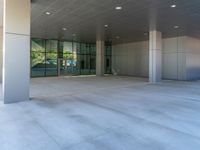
[31,39,46,77]
[79,43,96,75]
[45,40,58,76]
[31,38,112,77]
[105,43,112,74]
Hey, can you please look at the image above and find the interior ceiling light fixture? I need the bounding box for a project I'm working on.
[62,28,67,31]
[72,34,76,36]
[104,25,108,27]
[171,4,176,8]
[115,6,122,10]
[45,12,51,15]
[174,25,179,29]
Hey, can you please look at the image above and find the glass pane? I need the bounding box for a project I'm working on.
[76,42,81,54]
[91,44,96,55]
[31,52,45,77]
[80,43,87,54]
[58,59,65,76]
[105,43,112,55]
[46,40,58,53]
[58,41,63,52]
[80,54,90,75]
[90,55,96,74]
[63,51,73,60]
[86,44,91,54]
[105,56,112,74]
[31,38,100,77]
[66,58,75,75]
[63,41,72,53]
[45,53,58,76]
[73,42,78,53]
[72,43,79,75]
[32,39,45,52]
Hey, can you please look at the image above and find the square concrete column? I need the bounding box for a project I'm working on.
[0,27,2,83]
[96,40,105,76]
[149,30,162,83]
[3,0,30,103]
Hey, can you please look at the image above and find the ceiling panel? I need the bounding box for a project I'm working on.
[31,0,200,43]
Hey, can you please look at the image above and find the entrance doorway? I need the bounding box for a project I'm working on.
[58,58,79,76]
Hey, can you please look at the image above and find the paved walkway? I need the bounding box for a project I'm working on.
[0,76,200,150]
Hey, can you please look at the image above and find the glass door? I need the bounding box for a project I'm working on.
[58,41,79,76]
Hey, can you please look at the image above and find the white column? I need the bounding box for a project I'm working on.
[96,40,105,76]
[149,30,162,83]
[0,27,2,82]
[3,0,30,103]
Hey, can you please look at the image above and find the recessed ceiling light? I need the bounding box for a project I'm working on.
[171,4,176,8]
[45,12,51,15]
[104,25,108,27]
[115,6,122,10]
[62,28,67,31]
[174,25,179,29]
[72,34,76,36]
[116,36,120,39]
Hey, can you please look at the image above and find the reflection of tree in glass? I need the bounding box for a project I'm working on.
[46,52,58,66]
[47,52,57,59]
[31,52,45,67]
[31,41,45,67]
[63,51,74,60]
[32,49,58,67]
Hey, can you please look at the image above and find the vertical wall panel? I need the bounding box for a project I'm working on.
[185,37,200,80]
[112,36,191,80]
[112,41,149,77]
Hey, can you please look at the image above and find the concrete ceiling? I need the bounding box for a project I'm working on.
[31,0,200,43]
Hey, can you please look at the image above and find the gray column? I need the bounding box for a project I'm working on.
[149,30,162,83]
[96,40,105,76]
[3,0,30,103]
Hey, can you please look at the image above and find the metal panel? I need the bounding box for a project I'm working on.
[30,0,200,43]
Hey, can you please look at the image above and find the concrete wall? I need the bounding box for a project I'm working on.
[162,36,187,80]
[112,36,200,80]
[112,41,149,77]
[186,37,200,80]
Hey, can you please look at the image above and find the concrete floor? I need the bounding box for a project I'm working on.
[0,76,200,150]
